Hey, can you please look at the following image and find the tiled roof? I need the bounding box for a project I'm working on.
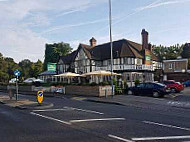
[39,71,57,76]
[59,38,160,63]
[60,50,78,64]
[89,39,143,60]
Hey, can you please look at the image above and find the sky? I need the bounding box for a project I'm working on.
[0,0,190,63]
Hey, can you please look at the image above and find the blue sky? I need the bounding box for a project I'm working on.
[0,0,190,62]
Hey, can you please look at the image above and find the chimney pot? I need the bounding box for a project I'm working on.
[89,37,97,47]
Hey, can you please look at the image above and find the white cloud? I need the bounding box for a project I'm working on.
[0,26,48,62]
[0,0,107,62]
[137,0,190,11]
[40,18,108,35]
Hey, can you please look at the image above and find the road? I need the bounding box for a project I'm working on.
[1,90,190,142]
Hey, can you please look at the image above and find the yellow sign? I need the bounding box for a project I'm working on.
[37,91,43,104]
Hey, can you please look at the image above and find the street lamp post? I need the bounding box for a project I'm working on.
[109,0,114,97]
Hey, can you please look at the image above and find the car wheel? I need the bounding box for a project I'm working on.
[127,90,133,95]
[153,91,160,98]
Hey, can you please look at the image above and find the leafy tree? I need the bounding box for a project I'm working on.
[19,59,33,79]
[43,42,72,70]
[153,44,183,60]
[5,57,20,81]
[0,52,44,83]
[181,43,190,58]
[30,60,43,78]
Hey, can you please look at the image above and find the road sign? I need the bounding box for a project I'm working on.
[14,70,21,77]
[37,90,44,104]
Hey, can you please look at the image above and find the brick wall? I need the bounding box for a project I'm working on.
[65,85,112,97]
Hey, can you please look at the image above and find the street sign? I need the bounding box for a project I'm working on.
[14,70,21,77]
[37,90,44,104]
[14,70,20,101]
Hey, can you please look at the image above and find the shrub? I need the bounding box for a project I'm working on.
[90,82,97,86]
[99,81,109,86]
[135,79,140,86]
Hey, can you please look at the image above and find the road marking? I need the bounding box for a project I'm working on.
[64,106,104,115]
[70,118,125,123]
[143,121,190,131]
[167,101,190,107]
[108,134,134,142]
[30,112,71,125]
[132,135,190,141]
[32,108,70,112]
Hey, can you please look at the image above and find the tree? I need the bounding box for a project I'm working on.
[43,42,72,70]
[30,60,43,78]
[181,43,190,58]
[19,59,33,79]
[5,57,20,81]
[153,44,183,60]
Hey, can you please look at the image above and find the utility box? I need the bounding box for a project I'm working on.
[7,85,16,100]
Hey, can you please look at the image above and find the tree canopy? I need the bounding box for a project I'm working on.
[0,52,43,83]
[181,43,190,58]
[153,44,183,60]
[43,42,72,70]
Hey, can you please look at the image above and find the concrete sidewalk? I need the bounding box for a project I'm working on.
[0,95,53,110]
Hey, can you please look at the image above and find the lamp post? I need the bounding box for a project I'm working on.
[109,0,114,97]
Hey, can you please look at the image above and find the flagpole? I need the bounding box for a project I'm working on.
[109,0,114,97]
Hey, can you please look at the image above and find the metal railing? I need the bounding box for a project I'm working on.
[95,64,153,71]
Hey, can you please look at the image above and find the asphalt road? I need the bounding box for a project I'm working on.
[1,91,190,142]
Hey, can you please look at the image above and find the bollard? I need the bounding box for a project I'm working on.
[105,88,107,98]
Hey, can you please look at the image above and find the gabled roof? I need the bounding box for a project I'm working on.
[59,50,78,64]
[89,39,143,60]
[59,38,160,63]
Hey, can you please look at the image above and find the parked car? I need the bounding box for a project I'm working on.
[162,80,184,93]
[9,78,18,83]
[183,80,190,87]
[127,82,169,97]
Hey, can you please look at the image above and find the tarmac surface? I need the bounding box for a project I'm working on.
[1,88,190,142]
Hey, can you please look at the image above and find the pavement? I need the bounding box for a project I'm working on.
[84,88,190,110]
[0,94,53,110]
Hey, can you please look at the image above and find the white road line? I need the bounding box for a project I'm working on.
[143,121,190,131]
[30,112,71,125]
[70,118,125,123]
[64,106,104,115]
[132,135,190,141]
[108,134,134,142]
[32,108,69,112]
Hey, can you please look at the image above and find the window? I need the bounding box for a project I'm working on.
[126,74,130,81]
[124,58,128,64]
[121,58,124,64]
[145,83,154,88]
[137,58,142,65]
[114,58,119,65]
[131,58,135,65]
[103,60,108,66]
[169,63,173,69]
[137,83,145,88]
[96,61,102,67]
[128,58,131,64]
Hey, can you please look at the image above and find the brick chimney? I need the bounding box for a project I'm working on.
[148,43,152,51]
[89,37,97,47]
[141,29,148,50]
